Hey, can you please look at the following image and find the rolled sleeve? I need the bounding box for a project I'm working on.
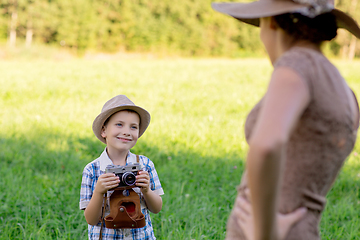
[79,163,97,210]
[140,155,164,196]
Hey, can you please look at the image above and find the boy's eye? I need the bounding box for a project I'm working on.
[116,123,123,127]
[131,125,138,129]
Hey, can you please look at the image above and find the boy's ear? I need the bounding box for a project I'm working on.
[100,126,107,138]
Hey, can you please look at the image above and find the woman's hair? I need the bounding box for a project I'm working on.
[273,12,338,43]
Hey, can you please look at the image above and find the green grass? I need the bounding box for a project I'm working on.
[0,57,359,239]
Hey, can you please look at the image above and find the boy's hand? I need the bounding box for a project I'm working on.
[94,173,120,195]
[136,170,150,194]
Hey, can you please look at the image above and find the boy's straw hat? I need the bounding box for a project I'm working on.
[212,0,360,39]
[92,95,150,144]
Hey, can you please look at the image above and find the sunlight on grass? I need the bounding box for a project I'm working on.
[0,58,272,159]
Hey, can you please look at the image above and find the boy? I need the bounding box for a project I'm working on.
[80,95,164,240]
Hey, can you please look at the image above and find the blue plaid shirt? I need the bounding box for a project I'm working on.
[80,148,164,240]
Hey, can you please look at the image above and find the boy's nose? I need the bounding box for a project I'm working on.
[122,128,131,136]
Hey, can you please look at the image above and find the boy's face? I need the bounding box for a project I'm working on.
[101,110,140,153]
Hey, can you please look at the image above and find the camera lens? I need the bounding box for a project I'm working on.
[122,172,136,186]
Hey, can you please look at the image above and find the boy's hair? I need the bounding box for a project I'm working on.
[103,109,141,128]
[274,12,337,43]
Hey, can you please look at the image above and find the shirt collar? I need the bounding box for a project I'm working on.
[98,148,137,172]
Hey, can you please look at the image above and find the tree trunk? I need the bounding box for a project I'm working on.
[348,35,357,60]
[341,44,348,59]
[9,11,17,47]
[26,20,33,48]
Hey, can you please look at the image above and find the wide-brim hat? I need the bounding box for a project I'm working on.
[212,0,360,39]
[92,95,151,144]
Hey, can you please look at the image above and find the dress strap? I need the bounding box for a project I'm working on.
[350,89,360,130]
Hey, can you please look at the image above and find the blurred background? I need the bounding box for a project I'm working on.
[1,0,360,239]
[0,0,359,60]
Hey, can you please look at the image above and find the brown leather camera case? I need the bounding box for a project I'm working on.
[104,188,146,229]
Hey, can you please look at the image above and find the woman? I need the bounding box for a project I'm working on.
[212,0,360,240]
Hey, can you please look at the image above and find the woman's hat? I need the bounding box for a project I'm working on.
[212,0,360,39]
[92,95,151,144]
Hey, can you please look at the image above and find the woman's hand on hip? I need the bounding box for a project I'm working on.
[233,189,307,240]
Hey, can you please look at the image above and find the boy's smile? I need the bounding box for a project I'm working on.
[101,110,140,154]
[118,137,131,141]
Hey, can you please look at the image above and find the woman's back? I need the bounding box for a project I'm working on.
[227,47,359,240]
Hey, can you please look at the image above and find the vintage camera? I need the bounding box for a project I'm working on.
[105,163,141,189]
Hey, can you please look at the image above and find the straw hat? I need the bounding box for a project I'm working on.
[92,95,151,144]
[212,0,360,39]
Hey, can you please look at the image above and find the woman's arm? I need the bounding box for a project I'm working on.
[247,67,310,240]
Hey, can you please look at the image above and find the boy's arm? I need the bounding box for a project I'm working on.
[136,170,163,213]
[84,173,120,225]
[84,191,105,225]
[142,190,163,214]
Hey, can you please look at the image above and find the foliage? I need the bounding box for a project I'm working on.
[0,0,265,57]
[1,0,359,57]
[0,58,360,239]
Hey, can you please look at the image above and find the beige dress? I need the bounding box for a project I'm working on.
[226,47,359,240]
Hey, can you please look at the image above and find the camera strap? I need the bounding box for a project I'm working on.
[99,194,107,240]
[98,155,141,240]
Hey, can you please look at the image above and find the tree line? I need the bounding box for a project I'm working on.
[0,0,359,58]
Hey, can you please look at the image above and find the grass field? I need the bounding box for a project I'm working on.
[0,57,360,239]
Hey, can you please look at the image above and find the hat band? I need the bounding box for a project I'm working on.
[292,0,333,18]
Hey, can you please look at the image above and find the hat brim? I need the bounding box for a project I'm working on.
[92,105,151,144]
[333,9,360,39]
[212,2,360,39]
[212,1,308,24]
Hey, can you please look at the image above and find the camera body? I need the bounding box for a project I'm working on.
[105,163,141,189]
